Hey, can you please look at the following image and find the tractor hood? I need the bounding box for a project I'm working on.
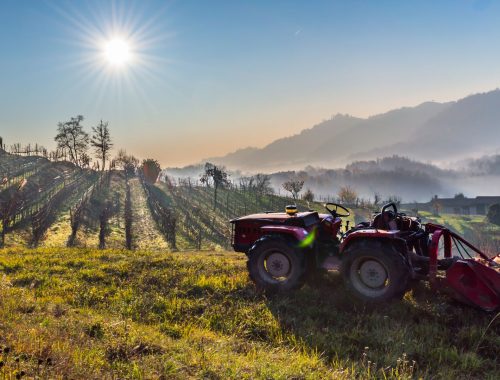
[230,211,330,228]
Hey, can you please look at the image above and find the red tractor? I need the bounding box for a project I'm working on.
[230,203,500,311]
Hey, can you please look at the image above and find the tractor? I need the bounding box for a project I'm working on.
[230,202,500,311]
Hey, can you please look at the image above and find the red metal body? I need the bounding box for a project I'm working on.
[339,229,400,252]
[260,225,309,240]
[426,223,500,311]
[230,211,337,253]
[231,208,500,311]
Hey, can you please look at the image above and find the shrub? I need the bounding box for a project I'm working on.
[141,159,161,184]
[487,203,500,226]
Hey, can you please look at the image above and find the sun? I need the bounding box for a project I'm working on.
[104,38,131,66]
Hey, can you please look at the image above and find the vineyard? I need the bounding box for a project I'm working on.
[0,151,323,250]
[3,150,500,256]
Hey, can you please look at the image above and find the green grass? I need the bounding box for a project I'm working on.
[418,211,483,235]
[0,248,498,379]
[418,211,500,255]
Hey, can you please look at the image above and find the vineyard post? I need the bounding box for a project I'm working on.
[0,219,5,247]
[197,229,202,250]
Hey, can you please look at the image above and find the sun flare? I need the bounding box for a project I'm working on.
[104,38,131,66]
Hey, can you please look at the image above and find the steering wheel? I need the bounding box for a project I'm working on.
[325,202,350,218]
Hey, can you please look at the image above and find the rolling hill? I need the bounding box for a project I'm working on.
[208,89,500,171]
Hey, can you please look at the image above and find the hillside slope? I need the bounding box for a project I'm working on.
[2,150,325,249]
[209,90,500,171]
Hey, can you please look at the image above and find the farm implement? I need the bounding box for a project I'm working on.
[230,202,500,311]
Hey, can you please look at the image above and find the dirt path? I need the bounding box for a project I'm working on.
[104,172,126,249]
[41,179,96,248]
[129,178,169,250]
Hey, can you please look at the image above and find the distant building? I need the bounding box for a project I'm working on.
[403,195,500,215]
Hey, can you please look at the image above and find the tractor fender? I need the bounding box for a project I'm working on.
[340,229,401,254]
[260,225,309,242]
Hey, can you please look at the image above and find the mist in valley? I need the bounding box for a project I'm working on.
[165,154,500,204]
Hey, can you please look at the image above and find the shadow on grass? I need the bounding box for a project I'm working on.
[258,271,499,377]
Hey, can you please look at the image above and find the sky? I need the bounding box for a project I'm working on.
[1,0,500,166]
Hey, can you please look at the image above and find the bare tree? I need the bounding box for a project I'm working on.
[114,149,139,177]
[282,179,304,200]
[253,173,273,196]
[238,176,254,191]
[200,162,229,210]
[302,188,315,202]
[90,120,113,171]
[338,186,357,205]
[54,115,89,166]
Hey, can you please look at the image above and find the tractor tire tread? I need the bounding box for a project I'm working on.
[247,235,306,294]
[341,241,410,304]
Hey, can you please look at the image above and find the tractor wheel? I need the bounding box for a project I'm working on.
[341,244,410,303]
[247,235,306,294]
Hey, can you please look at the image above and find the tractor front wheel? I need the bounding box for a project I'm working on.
[247,236,306,294]
[341,244,409,303]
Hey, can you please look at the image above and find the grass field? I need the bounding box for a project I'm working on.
[418,211,500,256]
[0,248,498,379]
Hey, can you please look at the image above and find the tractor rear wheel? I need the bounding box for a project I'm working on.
[247,235,306,294]
[341,244,409,303]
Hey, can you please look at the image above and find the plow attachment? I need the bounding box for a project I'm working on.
[427,223,500,312]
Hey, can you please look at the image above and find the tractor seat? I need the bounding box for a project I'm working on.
[371,211,398,231]
[372,212,417,232]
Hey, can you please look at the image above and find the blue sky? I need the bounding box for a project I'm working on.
[1,0,500,166]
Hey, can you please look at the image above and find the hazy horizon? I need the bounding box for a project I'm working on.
[2,0,500,166]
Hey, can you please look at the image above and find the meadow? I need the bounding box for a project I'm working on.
[0,247,498,379]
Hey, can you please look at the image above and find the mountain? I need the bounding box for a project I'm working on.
[353,89,500,162]
[207,114,363,170]
[208,90,500,171]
